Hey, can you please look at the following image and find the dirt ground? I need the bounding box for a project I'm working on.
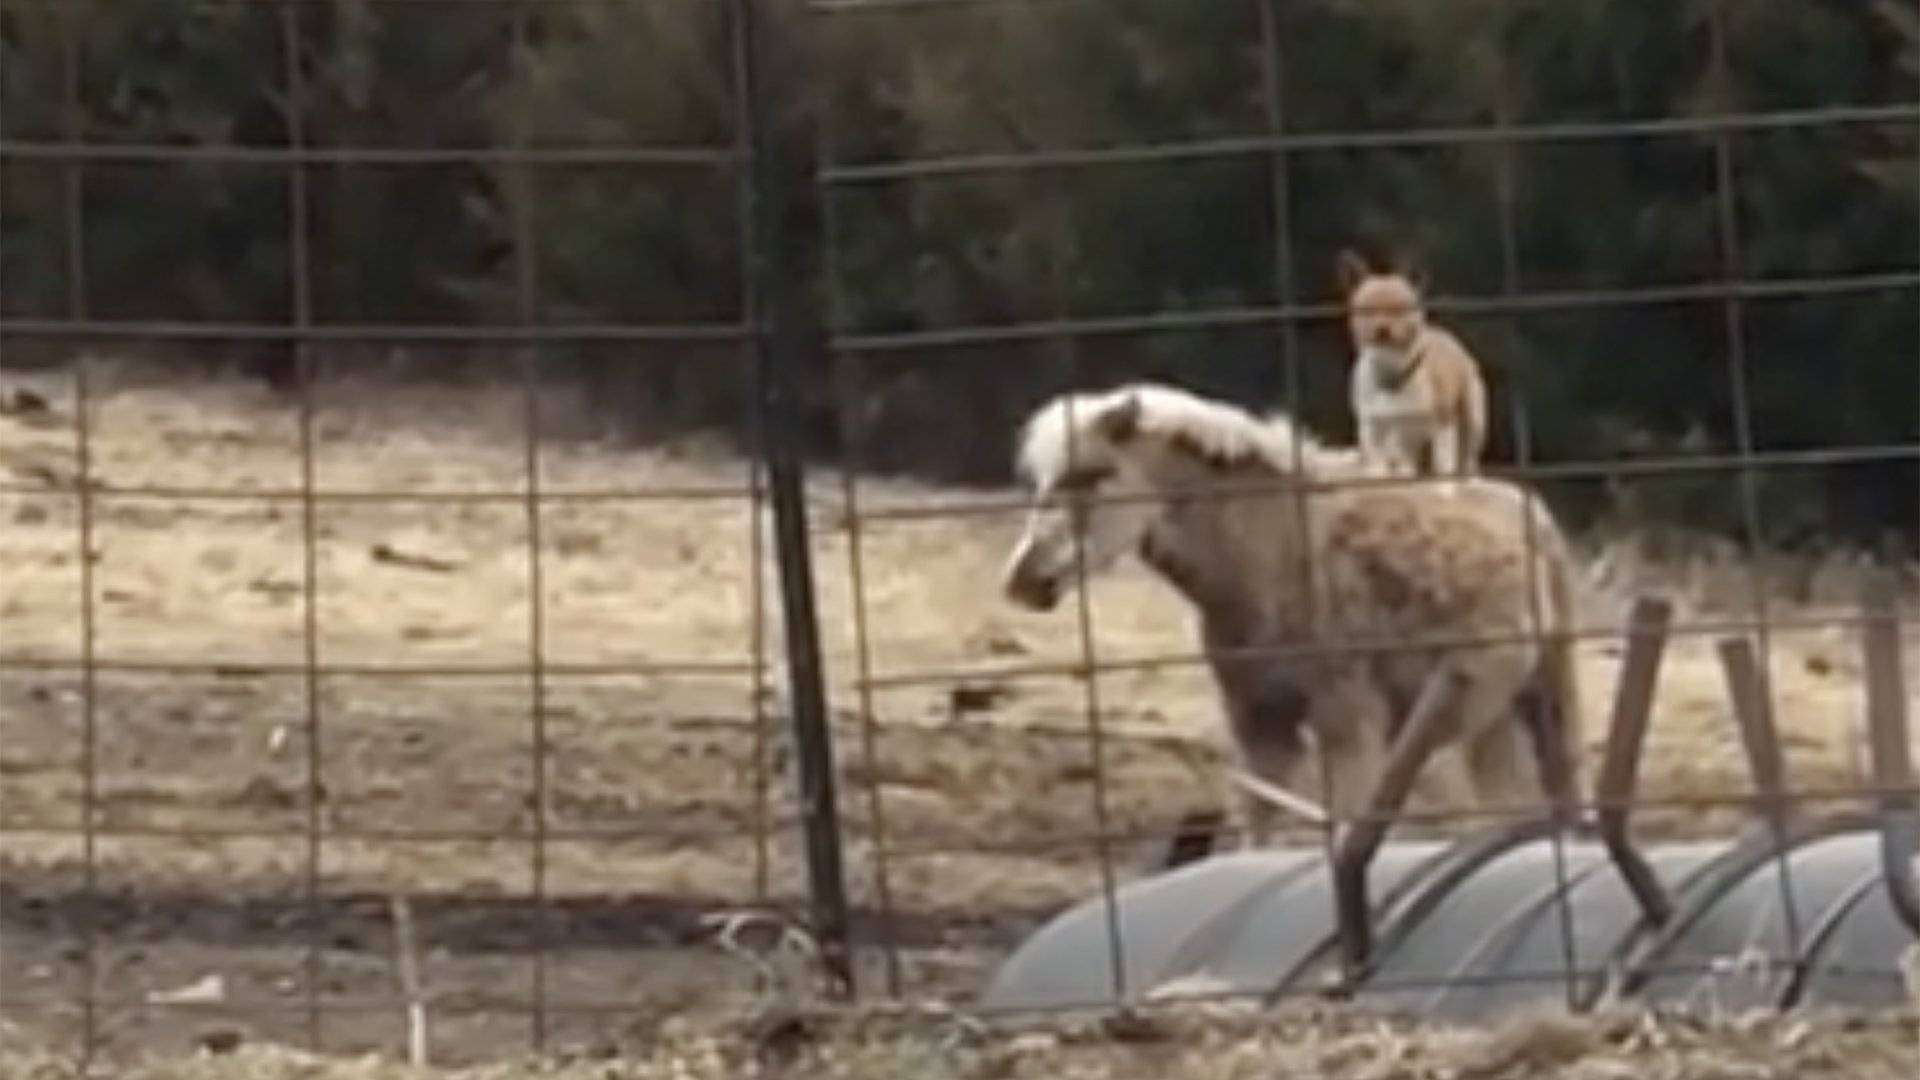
[1,1001,1917,1079]
[1,367,1915,1068]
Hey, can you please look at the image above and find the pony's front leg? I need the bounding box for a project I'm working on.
[1222,677,1314,850]
[1234,737,1314,850]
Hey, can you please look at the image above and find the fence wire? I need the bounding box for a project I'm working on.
[0,0,1918,1068]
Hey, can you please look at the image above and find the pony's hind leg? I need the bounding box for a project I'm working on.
[1508,667,1584,822]
[1465,719,1530,816]
[1306,673,1396,826]
[1416,743,1483,818]
[1450,644,1538,813]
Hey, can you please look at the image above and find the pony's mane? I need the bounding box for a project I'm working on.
[1016,382,1350,487]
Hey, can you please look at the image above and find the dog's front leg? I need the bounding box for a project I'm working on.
[1357,414,1392,477]
[1381,423,1422,479]
[1427,423,1469,494]
[1431,422,1462,477]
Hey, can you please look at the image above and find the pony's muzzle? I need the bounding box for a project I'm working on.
[1002,552,1062,612]
[1004,571,1060,612]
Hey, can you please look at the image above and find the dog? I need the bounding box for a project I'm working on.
[1338,250,1489,483]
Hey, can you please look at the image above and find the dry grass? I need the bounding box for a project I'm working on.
[2,369,1914,899]
[0,1003,1915,1079]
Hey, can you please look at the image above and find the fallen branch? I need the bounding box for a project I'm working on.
[389,894,429,1068]
[370,542,461,573]
[1228,768,1330,826]
[702,909,822,1005]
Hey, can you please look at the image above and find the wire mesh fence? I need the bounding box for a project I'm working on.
[1,0,1918,1069]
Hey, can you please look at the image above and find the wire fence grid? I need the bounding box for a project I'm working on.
[1,0,1918,1068]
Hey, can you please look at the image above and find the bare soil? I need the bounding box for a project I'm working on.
[0,368,1913,1068]
[1,1001,1916,1079]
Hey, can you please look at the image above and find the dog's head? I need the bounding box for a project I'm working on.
[1338,249,1428,355]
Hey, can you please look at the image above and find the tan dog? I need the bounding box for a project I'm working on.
[1339,250,1489,482]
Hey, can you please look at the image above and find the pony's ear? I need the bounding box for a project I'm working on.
[1336,249,1372,295]
[1094,392,1142,444]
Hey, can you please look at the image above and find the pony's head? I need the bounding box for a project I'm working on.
[1001,383,1330,611]
[1001,388,1157,611]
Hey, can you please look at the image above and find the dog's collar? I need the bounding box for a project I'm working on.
[1372,338,1429,393]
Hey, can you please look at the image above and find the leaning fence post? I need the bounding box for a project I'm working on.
[1860,580,1920,937]
[1595,595,1674,928]
[1717,635,1792,828]
[729,0,854,997]
[1331,665,1471,982]
[1717,630,1810,983]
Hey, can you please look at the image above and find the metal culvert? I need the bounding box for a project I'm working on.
[978,823,1918,1020]
[981,596,1920,1021]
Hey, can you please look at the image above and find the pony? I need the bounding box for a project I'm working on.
[1000,383,1584,843]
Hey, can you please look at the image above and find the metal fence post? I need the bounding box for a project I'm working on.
[729,0,855,998]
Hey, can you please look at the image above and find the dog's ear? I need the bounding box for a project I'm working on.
[1394,253,1431,297]
[1094,392,1142,444]
[1336,249,1372,295]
